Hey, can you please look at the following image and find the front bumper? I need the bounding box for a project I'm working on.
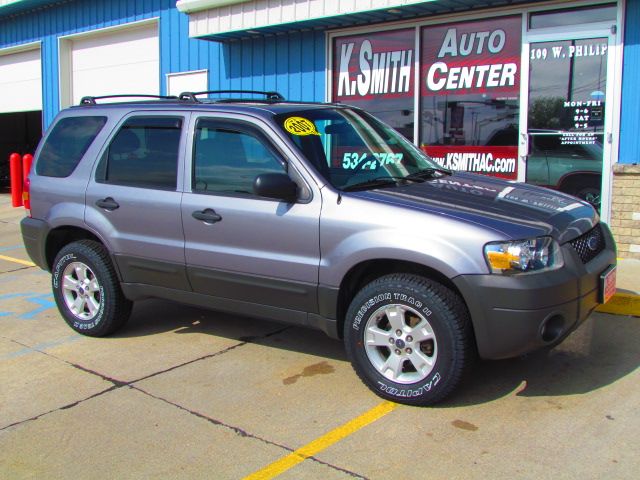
[453,223,617,360]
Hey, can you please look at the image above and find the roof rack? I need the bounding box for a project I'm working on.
[178,90,285,103]
[79,94,178,105]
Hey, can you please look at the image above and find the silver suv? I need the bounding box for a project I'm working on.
[21,92,617,405]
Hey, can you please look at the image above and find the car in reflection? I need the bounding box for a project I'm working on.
[487,127,602,211]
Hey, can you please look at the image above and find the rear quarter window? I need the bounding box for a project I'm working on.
[36,116,107,177]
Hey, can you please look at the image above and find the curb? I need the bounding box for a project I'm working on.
[595,291,640,317]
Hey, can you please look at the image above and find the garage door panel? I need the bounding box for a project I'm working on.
[72,61,160,97]
[71,27,159,70]
[70,23,159,104]
[0,48,42,113]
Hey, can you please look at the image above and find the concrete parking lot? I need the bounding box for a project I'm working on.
[1,190,639,479]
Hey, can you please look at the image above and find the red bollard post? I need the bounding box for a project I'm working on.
[9,153,23,207]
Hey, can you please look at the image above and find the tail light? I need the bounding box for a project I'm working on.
[23,176,31,217]
[22,154,33,217]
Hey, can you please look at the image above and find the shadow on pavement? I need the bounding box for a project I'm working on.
[109,299,639,405]
[112,298,348,362]
[444,313,640,406]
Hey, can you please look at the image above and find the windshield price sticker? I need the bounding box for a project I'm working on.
[284,117,320,136]
[342,152,403,170]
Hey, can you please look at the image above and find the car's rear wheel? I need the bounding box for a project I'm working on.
[52,240,132,336]
[344,274,473,406]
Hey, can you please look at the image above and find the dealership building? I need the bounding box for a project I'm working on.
[1,0,639,256]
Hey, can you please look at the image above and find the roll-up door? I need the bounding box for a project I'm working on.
[0,47,42,113]
[69,22,159,104]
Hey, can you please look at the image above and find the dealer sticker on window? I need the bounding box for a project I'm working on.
[284,117,320,136]
[599,264,617,304]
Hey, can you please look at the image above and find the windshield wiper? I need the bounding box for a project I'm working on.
[342,177,402,192]
[342,175,429,192]
[405,167,452,180]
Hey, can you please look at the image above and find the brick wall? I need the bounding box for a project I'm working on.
[610,164,640,259]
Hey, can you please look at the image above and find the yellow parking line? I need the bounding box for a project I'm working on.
[596,291,640,316]
[0,254,35,267]
[243,401,397,480]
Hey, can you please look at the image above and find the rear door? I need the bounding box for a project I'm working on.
[85,112,190,290]
[181,114,322,313]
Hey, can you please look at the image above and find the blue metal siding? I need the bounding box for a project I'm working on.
[0,0,326,129]
[214,31,325,101]
[620,0,640,164]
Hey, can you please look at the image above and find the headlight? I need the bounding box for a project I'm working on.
[484,237,562,274]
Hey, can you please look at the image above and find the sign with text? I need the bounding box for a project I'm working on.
[422,145,518,180]
[421,17,521,98]
[333,29,415,100]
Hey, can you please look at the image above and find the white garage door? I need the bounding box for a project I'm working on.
[0,47,42,113]
[69,22,159,104]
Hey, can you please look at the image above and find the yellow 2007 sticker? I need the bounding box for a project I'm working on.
[284,117,320,136]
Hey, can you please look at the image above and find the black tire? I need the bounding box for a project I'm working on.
[344,274,474,406]
[52,240,132,336]
[574,185,601,212]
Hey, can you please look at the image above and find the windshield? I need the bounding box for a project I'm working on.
[275,108,445,190]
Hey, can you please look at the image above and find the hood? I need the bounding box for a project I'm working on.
[350,172,598,243]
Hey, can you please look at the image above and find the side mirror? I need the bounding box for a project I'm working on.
[253,173,298,203]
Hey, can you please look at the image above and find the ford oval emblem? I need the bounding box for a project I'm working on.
[587,235,599,251]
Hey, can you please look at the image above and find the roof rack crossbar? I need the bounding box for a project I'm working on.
[79,94,178,105]
[179,90,285,102]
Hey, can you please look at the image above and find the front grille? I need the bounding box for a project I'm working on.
[569,224,605,264]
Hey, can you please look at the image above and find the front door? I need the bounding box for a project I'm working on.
[181,115,322,315]
[520,5,618,218]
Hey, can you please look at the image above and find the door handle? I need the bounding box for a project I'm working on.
[192,208,222,224]
[96,197,119,211]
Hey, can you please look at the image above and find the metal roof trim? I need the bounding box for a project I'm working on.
[184,0,550,41]
[0,0,59,17]
[175,0,251,14]
[191,1,545,42]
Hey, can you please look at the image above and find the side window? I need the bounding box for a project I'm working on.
[37,116,107,177]
[96,116,182,190]
[193,119,286,195]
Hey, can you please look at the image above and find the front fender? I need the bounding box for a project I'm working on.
[318,189,497,288]
[319,228,490,288]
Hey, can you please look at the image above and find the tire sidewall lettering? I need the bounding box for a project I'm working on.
[351,292,430,330]
[352,292,392,330]
[52,253,76,289]
[376,372,442,398]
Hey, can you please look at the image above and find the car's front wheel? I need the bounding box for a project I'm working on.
[344,274,474,406]
[574,185,601,212]
[52,240,132,336]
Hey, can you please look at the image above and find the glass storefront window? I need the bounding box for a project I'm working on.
[529,4,616,29]
[329,7,613,189]
[331,29,415,141]
[526,37,608,210]
[419,16,522,179]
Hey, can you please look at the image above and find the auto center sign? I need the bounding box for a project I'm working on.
[421,17,521,97]
[333,29,415,99]
[332,18,521,181]
[420,17,521,180]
